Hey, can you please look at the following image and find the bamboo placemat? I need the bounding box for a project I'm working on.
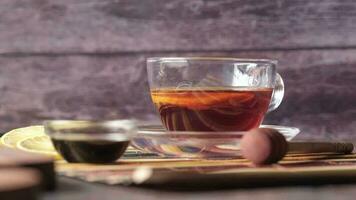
[56,152,356,187]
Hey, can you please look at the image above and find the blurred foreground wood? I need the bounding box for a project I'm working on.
[0,148,56,191]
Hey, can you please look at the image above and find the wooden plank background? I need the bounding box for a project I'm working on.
[0,0,355,141]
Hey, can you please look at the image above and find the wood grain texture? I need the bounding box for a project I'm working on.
[1,0,356,53]
[0,50,355,140]
[0,55,155,123]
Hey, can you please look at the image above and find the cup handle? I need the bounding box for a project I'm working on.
[268,73,284,112]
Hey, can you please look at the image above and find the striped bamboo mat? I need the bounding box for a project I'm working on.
[56,152,356,187]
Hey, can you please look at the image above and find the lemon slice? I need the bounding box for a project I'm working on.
[16,135,62,160]
[1,126,45,148]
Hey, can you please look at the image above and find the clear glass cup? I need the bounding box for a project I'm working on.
[147,57,284,132]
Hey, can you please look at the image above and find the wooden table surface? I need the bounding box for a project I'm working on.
[42,177,356,200]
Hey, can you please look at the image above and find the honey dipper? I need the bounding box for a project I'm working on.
[240,128,354,165]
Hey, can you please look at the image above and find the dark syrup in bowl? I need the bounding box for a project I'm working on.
[51,139,130,163]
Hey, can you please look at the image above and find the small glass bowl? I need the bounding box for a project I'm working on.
[131,125,300,159]
[44,120,137,163]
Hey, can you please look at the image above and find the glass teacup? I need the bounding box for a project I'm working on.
[147,57,284,132]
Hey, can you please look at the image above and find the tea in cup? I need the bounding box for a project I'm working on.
[147,57,284,132]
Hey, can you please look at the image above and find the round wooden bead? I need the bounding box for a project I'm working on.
[240,128,288,165]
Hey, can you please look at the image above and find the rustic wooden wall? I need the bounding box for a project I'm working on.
[0,0,355,140]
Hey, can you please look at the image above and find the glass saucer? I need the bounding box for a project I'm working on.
[131,125,300,159]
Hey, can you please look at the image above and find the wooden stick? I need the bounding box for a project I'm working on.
[288,142,354,154]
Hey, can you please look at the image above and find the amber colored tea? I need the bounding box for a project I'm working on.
[151,88,273,131]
